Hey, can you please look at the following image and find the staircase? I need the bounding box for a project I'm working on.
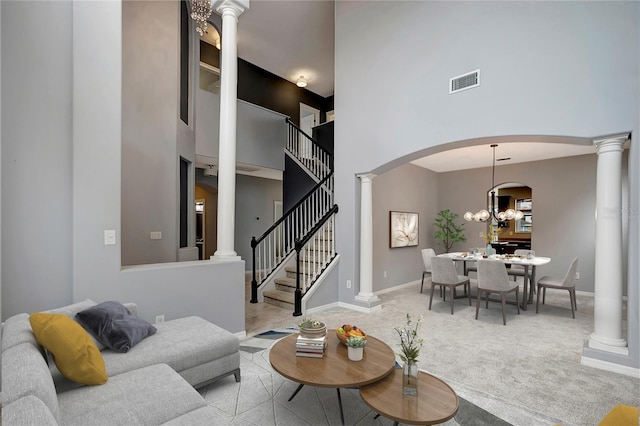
[251,119,337,316]
[263,224,335,309]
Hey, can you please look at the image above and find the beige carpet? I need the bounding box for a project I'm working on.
[233,279,639,425]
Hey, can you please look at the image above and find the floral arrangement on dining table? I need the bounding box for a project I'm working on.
[481,226,504,245]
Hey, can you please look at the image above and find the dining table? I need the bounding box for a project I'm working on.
[439,252,551,310]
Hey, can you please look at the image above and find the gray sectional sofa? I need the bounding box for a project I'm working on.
[2,299,241,425]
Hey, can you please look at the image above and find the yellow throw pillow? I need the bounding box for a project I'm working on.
[29,312,108,385]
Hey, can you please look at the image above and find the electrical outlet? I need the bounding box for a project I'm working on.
[155,315,165,324]
[150,231,162,240]
[384,270,387,278]
[575,272,580,280]
[346,280,351,289]
[104,230,116,245]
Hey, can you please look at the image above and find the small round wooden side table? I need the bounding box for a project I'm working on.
[359,368,459,425]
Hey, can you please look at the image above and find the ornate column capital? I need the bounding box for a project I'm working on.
[213,0,249,19]
[357,173,377,183]
[593,134,628,155]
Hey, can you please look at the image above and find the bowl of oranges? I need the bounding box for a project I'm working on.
[336,324,367,345]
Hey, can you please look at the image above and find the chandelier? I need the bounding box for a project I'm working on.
[190,0,213,36]
[464,144,524,223]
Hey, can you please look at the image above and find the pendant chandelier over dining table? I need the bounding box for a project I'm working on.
[464,144,524,223]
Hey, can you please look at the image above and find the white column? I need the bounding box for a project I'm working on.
[356,174,380,304]
[212,0,249,261]
[588,135,628,354]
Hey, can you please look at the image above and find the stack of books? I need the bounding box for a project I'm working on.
[295,334,327,358]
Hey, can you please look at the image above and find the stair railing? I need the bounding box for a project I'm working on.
[286,118,332,182]
[251,172,334,303]
[294,204,339,316]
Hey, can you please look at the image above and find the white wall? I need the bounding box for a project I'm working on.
[334,1,639,368]
[1,0,74,315]
[234,174,282,266]
[1,0,246,334]
[196,89,287,171]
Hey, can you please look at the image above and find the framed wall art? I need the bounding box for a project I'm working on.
[389,211,419,248]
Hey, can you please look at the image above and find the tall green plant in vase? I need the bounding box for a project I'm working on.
[433,209,467,253]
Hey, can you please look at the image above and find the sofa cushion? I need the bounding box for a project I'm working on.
[57,364,208,426]
[44,298,106,351]
[75,301,157,353]
[100,316,239,378]
[29,312,108,385]
[1,313,40,353]
[44,298,96,317]
[2,343,60,421]
[2,395,58,426]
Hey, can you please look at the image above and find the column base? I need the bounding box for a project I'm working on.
[587,333,629,355]
[355,293,380,305]
[211,251,241,262]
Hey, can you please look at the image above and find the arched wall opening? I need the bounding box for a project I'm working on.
[368,135,629,300]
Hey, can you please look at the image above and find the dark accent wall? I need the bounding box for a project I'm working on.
[326,95,334,113]
[312,120,334,156]
[200,41,220,69]
[283,156,317,212]
[179,1,189,124]
[200,41,331,125]
[238,59,330,125]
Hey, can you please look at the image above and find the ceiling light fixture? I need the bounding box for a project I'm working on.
[190,0,213,36]
[296,76,308,88]
[464,144,524,223]
[204,165,217,177]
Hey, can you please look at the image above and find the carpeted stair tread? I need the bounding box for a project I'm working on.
[274,277,296,289]
[263,289,294,305]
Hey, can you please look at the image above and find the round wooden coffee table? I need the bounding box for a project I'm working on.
[359,368,459,425]
[269,331,395,424]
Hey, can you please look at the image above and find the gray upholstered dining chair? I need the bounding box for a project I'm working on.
[420,248,437,293]
[429,257,471,315]
[476,259,520,325]
[536,257,579,318]
[507,249,535,281]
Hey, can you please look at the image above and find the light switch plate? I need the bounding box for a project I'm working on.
[150,231,162,240]
[104,230,116,245]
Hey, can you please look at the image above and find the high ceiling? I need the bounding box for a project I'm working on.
[237,0,335,98]
[221,1,605,173]
[411,142,598,173]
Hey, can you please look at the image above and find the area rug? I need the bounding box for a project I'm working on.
[196,329,546,426]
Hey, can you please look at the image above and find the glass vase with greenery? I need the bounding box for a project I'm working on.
[394,314,424,396]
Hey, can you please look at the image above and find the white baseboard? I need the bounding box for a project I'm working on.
[375,279,421,296]
[581,355,640,378]
[305,301,382,315]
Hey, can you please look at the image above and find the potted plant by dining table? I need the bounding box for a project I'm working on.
[434,209,467,253]
[395,313,424,396]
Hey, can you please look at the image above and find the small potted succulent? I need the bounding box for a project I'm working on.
[345,336,367,361]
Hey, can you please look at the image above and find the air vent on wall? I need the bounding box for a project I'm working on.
[449,69,480,94]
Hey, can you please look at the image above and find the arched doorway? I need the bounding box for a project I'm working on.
[488,182,532,254]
